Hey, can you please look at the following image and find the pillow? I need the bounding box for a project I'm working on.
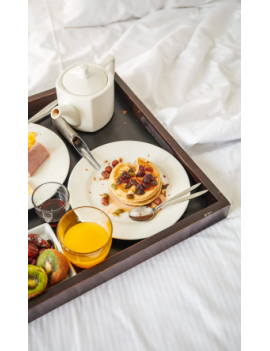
[64,0,234,28]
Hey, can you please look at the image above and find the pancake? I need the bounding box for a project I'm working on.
[109,157,161,206]
[117,182,162,206]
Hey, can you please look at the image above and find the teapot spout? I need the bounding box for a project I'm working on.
[51,105,80,127]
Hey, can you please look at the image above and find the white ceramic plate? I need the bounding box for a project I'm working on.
[68,141,190,240]
[28,124,70,210]
[28,223,76,278]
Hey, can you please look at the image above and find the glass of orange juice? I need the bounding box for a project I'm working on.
[57,206,113,268]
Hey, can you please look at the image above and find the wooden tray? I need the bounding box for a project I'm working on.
[28,73,230,323]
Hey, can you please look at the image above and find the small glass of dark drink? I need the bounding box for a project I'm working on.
[32,182,70,227]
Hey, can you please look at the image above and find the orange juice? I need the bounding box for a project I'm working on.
[64,222,109,253]
[57,207,113,269]
[62,222,111,268]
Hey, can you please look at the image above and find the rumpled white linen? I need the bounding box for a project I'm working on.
[28,1,241,350]
[63,0,238,27]
[110,3,241,152]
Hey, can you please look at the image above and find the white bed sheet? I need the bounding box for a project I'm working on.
[28,1,241,350]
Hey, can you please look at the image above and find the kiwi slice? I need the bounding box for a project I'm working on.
[37,249,69,285]
[28,265,48,299]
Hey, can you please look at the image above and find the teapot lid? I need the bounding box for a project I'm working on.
[63,63,107,96]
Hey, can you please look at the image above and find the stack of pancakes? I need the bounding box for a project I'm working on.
[109,157,161,206]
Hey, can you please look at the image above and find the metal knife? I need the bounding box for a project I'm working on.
[28,99,58,124]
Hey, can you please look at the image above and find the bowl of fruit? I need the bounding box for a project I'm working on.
[28,223,76,299]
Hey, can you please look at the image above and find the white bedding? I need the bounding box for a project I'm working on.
[28,1,241,350]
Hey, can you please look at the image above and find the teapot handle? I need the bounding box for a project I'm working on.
[99,55,115,75]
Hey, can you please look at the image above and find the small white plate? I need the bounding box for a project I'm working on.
[28,124,70,210]
[68,141,190,240]
[28,223,76,278]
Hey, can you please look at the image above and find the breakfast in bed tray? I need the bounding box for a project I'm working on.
[28,55,229,323]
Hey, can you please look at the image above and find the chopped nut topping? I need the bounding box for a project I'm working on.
[101,197,109,206]
[101,171,109,179]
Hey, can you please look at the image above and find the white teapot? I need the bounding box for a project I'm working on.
[51,55,115,132]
